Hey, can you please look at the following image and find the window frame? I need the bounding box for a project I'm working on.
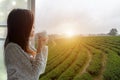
[0,0,35,39]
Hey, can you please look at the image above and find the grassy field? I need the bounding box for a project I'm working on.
[39,36,120,80]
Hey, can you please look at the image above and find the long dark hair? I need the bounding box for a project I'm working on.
[4,9,34,54]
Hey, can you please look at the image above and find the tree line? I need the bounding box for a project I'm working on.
[108,28,118,36]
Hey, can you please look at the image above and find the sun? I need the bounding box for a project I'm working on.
[57,23,78,37]
[65,30,75,37]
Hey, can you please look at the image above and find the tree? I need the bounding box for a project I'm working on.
[108,28,118,36]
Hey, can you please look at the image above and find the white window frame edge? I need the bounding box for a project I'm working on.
[29,0,35,15]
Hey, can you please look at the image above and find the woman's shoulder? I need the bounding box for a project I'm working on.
[5,42,22,50]
[5,42,31,59]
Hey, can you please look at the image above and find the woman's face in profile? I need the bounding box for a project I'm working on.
[30,26,35,38]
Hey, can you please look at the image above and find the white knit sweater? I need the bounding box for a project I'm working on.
[4,42,48,80]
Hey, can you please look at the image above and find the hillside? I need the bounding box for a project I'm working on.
[39,36,120,80]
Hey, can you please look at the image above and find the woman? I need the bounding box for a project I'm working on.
[4,9,48,80]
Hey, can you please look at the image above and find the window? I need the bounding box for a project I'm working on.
[0,0,35,38]
[0,27,6,38]
[0,0,30,25]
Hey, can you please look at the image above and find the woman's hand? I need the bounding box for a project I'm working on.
[37,36,48,53]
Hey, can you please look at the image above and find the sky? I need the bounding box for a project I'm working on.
[35,0,120,34]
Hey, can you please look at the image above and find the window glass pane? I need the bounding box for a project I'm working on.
[0,27,6,38]
[0,0,29,24]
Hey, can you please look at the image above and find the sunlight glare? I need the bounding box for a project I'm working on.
[59,23,77,37]
[65,30,75,37]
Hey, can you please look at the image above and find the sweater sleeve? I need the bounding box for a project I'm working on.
[30,46,48,75]
[5,43,48,78]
